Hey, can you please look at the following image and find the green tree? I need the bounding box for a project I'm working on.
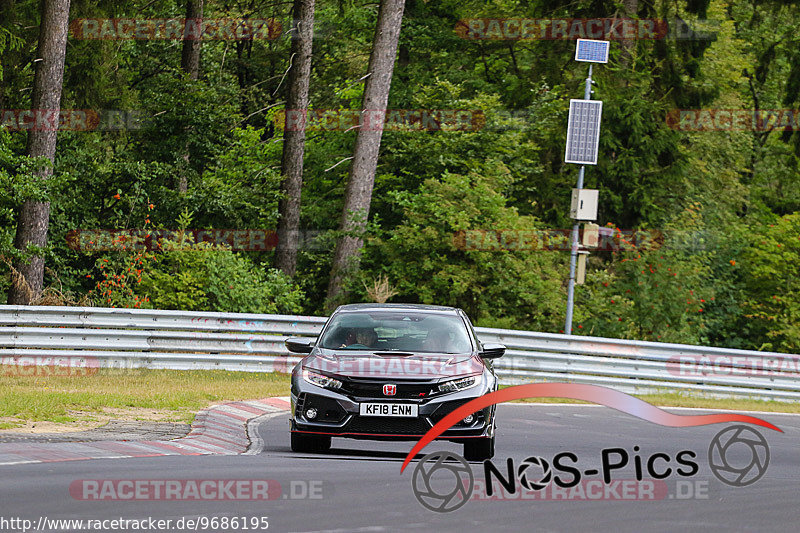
[739,214,800,351]
[365,165,564,329]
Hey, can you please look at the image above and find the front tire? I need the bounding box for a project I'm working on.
[464,436,495,461]
[290,432,331,453]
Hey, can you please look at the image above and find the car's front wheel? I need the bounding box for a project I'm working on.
[290,432,331,453]
[464,436,495,461]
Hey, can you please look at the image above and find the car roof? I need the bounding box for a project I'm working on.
[334,303,462,314]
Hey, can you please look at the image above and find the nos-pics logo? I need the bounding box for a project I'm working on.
[412,424,771,513]
[401,383,781,513]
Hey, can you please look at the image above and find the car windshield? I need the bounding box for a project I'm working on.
[317,311,473,353]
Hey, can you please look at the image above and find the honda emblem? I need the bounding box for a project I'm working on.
[383,384,397,396]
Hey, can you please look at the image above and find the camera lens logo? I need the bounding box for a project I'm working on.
[517,456,552,491]
[411,451,474,513]
[708,425,770,487]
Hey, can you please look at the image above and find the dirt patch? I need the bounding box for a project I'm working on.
[0,407,192,434]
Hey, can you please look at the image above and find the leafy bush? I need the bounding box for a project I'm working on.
[137,240,304,314]
[739,214,800,351]
[575,205,718,344]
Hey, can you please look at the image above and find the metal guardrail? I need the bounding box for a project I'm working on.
[0,307,325,374]
[1,305,799,401]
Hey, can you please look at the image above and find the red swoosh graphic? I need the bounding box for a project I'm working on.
[400,383,782,473]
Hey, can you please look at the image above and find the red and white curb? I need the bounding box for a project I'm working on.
[0,397,291,467]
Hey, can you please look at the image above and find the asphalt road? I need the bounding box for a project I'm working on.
[0,404,798,532]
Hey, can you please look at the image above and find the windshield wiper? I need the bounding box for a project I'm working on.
[372,351,416,356]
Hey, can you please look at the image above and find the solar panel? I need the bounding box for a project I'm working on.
[575,39,610,63]
[564,99,603,165]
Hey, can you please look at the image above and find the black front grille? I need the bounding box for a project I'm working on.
[346,417,432,435]
[339,379,437,400]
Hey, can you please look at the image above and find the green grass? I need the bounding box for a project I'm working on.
[0,367,291,425]
[3,367,799,429]
[508,390,800,413]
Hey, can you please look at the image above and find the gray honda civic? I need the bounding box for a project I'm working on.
[286,303,505,461]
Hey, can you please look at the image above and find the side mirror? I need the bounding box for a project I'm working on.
[479,342,505,359]
[285,337,315,354]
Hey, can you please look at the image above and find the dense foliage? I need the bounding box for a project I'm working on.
[1,0,799,351]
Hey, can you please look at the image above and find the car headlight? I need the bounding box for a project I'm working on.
[302,369,342,390]
[438,375,480,393]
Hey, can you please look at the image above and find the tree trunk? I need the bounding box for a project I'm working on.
[620,0,638,67]
[180,0,203,80]
[178,0,203,193]
[8,0,70,305]
[325,0,405,311]
[0,0,13,109]
[274,0,316,277]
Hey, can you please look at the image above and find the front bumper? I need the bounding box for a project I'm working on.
[290,372,496,442]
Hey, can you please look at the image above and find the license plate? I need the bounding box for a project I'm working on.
[359,403,418,417]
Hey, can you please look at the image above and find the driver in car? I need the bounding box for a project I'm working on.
[422,328,453,352]
[339,327,378,348]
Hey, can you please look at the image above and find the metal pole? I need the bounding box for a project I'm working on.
[564,64,593,335]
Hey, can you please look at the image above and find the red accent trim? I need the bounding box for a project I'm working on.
[291,429,484,439]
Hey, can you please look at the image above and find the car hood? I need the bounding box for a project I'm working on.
[303,350,483,380]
